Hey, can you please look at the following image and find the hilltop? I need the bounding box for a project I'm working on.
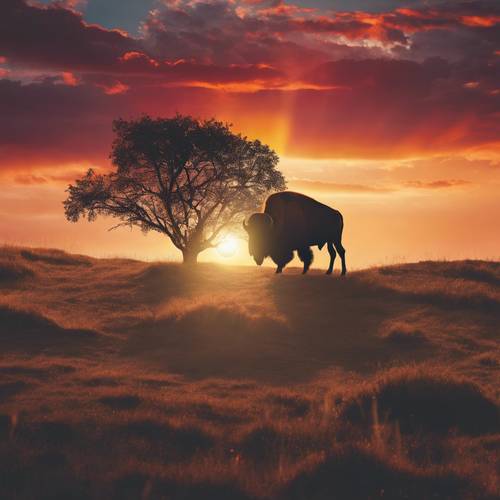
[0,247,498,499]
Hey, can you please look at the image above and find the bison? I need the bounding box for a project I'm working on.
[243,191,346,275]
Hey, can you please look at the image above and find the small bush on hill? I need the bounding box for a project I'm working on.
[281,446,483,500]
[341,366,499,435]
[0,259,34,283]
[379,321,428,345]
[20,248,91,266]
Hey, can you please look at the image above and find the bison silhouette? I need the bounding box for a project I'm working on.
[243,191,346,275]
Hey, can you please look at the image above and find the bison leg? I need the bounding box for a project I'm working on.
[333,239,347,276]
[273,249,294,274]
[298,246,313,274]
[326,242,336,275]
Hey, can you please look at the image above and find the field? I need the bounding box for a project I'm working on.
[0,246,498,499]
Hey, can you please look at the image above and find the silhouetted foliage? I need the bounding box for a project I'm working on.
[64,115,285,263]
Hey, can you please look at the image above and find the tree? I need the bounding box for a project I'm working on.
[64,115,286,264]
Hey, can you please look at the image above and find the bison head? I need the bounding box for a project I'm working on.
[243,213,274,266]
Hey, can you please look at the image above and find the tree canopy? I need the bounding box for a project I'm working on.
[64,115,286,263]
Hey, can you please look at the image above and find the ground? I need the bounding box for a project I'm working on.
[0,246,498,499]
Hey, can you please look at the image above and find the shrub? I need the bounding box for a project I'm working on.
[341,367,499,435]
[0,259,34,283]
[20,248,91,266]
[122,419,214,460]
[239,425,282,463]
[281,446,482,500]
[379,322,428,345]
[98,395,142,410]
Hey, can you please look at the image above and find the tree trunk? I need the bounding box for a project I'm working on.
[182,247,200,265]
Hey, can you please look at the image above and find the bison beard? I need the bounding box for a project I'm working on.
[244,192,346,275]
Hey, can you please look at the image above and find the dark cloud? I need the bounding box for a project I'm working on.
[0,78,123,165]
[0,0,498,162]
[282,54,499,157]
[142,0,499,67]
[306,57,451,92]
[0,78,233,167]
[0,1,285,86]
[140,0,406,69]
[2,1,498,86]
[0,0,136,70]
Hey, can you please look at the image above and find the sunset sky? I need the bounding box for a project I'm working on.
[0,0,499,268]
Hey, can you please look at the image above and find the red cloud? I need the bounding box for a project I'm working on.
[120,51,160,67]
[62,71,78,86]
[0,0,498,165]
[98,81,129,95]
[0,0,285,89]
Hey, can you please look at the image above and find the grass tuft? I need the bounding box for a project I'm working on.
[0,304,102,354]
[122,419,215,459]
[281,446,480,500]
[0,258,35,284]
[239,425,282,463]
[341,366,499,435]
[98,395,142,410]
[20,248,92,266]
[379,321,428,345]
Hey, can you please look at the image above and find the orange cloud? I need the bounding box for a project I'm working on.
[99,81,129,95]
[404,179,471,189]
[288,179,392,194]
[13,174,48,185]
[62,71,79,86]
[460,15,500,27]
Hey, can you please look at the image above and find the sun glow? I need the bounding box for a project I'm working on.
[216,235,239,258]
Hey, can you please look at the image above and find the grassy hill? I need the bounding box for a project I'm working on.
[0,247,498,499]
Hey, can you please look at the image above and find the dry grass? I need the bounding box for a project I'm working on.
[378,319,429,345]
[0,248,35,284]
[0,247,498,499]
[341,365,499,435]
[19,248,92,267]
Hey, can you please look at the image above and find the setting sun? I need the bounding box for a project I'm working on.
[216,235,239,258]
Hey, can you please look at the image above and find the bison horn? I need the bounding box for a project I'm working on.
[242,219,249,232]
